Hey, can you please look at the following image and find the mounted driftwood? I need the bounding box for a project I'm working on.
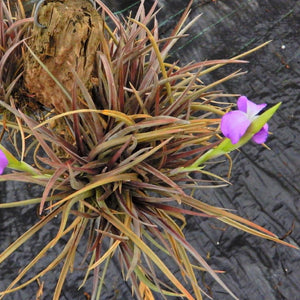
[24,0,102,113]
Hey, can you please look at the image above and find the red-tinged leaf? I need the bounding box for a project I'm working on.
[150,214,239,300]
[18,111,87,164]
[47,173,137,210]
[99,206,195,300]
[171,59,248,76]
[115,191,157,227]
[0,173,50,187]
[99,53,119,111]
[148,202,216,218]
[40,167,67,214]
[140,163,185,196]
[0,39,27,81]
[181,195,298,249]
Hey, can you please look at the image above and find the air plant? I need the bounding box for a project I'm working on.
[0,1,296,300]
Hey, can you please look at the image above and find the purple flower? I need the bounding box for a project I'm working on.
[0,149,8,174]
[221,96,269,144]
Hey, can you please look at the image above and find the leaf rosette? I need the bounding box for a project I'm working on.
[0,1,295,300]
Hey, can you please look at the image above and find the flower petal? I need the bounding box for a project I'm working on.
[221,111,251,144]
[252,123,269,144]
[0,149,8,174]
[237,96,249,113]
[237,96,267,119]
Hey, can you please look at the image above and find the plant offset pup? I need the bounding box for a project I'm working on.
[0,1,295,300]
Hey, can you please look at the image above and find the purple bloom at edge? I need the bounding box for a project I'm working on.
[0,149,8,174]
[220,96,269,144]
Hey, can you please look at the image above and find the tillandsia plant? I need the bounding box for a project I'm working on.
[0,0,296,299]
